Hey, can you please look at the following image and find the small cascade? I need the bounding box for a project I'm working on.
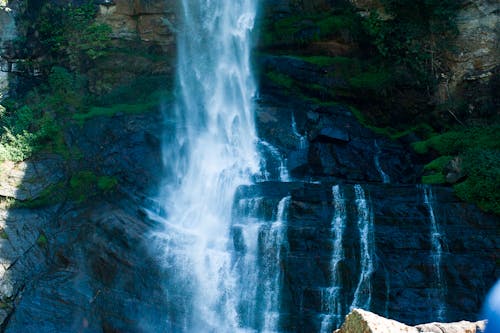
[261,196,291,332]
[291,113,308,150]
[374,141,390,184]
[351,184,375,310]
[320,185,347,333]
[422,185,447,321]
[232,195,291,332]
[258,140,290,182]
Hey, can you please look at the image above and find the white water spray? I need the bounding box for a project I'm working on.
[422,185,447,321]
[320,185,347,333]
[351,184,375,311]
[153,1,260,331]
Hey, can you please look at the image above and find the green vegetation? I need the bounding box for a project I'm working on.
[69,171,118,203]
[413,125,500,214]
[37,1,112,71]
[265,71,294,90]
[454,149,500,214]
[0,228,8,240]
[36,233,48,247]
[97,176,118,192]
[260,7,362,48]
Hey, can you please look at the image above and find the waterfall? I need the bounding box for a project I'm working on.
[261,196,291,332]
[422,185,447,321]
[152,1,260,331]
[258,140,290,182]
[351,184,375,310]
[320,185,347,333]
[291,113,308,150]
[232,196,291,332]
[374,141,390,184]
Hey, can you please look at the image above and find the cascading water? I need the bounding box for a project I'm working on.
[422,185,447,321]
[320,185,347,333]
[374,141,390,184]
[152,1,261,331]
[261,196,291,332]
[351,184,375,311]
[232,195,291,332]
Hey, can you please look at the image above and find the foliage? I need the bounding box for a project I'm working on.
[0,105,59,161]
[37,1,112,71]
[414,124,500,214]
[363,0,460,83]
[260,9,362,48]
[454,149,500,214]
[412,125,500,155]
[348,69,392,92]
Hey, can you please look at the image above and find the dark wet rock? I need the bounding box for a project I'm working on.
[234,181,499,332]
[4,202,170,333]
[315,127,350,143]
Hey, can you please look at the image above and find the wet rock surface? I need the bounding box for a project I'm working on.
[234,181,499,332]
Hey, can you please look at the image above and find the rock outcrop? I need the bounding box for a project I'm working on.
[334,309,486,333]
[234,181,499,332]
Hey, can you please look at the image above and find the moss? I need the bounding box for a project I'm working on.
[349,69,392,91]
[424,156,453,172]
[265,71,294,90]
[422,173,446,184]
[12,182,67,209]
[36,233,48,247]
[70,171,98,202]
[97,176,118,192]
[73,102,157,123]
[0,228,8,240]
[454,148,500,214]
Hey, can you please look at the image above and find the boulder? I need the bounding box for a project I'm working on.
[335,309,486,333]
[334,309,418,333]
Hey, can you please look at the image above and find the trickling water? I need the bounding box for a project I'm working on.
[152,1,260,331]
[291,113,308,150]
[261,196,291,332]
[422,185,447,321]
[351,184,375,311]
[374,141,390,184]
[232,196,291,332]
[320,185,347,333]
[258,140,290,182]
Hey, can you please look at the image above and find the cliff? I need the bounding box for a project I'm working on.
[0,0,497,332]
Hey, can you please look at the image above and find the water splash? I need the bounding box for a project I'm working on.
[351,184,375,310]
[258,140,290,182]
[152,1,260,331]
[320,185,347,333]
[422,185,447,321]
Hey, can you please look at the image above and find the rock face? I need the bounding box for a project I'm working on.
[439,0,499,114]
[0,156,65,201]
[96,0,177,50]
[334,309,486,333]
[234,182,499,332]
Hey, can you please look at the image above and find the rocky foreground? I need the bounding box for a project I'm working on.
[335,309,486,333]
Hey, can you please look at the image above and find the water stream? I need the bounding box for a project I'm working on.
[152,1,261,331]
[350,184,375,311]
[422,185,447,321]
[320,185,347,333]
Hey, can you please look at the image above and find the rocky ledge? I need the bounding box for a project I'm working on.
[335,308,486,333]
